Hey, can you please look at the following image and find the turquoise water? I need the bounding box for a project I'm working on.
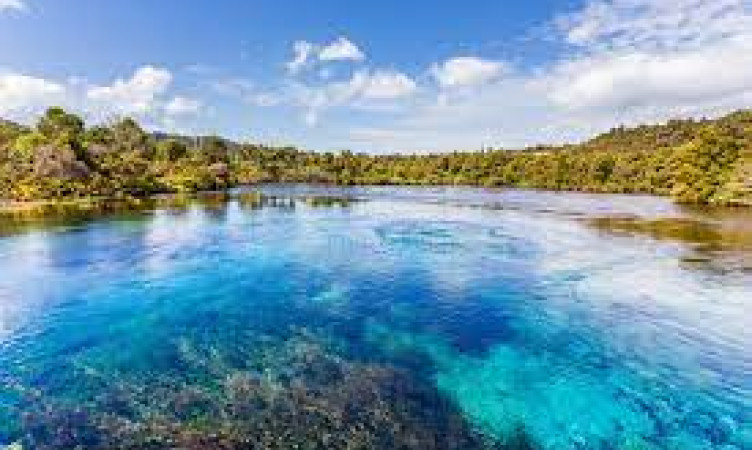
[0,186,750,449]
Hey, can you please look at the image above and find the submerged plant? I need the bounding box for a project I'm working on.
[13,331,529,449]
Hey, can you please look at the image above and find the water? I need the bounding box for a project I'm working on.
[0,186,750,449]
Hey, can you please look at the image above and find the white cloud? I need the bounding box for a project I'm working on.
[558,0,752,52]
[0,66,204,134]
[164,96,202,116]
[431,57,506,88]
[318,36,366,62]
[346,0,752,152]
[285,36,366,75]
[287,69,418,126]
[5,0,741,152]
[0,0,26,12]
[0,73,66,118]
[210,77,284,107]
[548,40,752,111]
[286,40,316,74]
[548,0,752,112]
[352,70,417,100]
[348,77,557,152]
[251,92,282,107]
[87,66,173,115]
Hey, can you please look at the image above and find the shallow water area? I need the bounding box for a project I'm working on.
[0,186,750,449]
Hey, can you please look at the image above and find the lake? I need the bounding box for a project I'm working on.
[0,185,750,449]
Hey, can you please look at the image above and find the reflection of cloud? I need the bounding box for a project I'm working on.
[0,232,52,341]
[141,208,209,278]
[525,212,752,388]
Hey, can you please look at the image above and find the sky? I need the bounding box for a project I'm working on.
[1,0,752,153]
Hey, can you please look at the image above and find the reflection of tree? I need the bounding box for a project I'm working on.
[302,196,354,208]
[588,215,752,272]
[0,193,361,237]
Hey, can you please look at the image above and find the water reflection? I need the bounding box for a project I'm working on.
[0,192,357,237]
[587,211,752,273]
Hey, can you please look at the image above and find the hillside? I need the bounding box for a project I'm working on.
[1,107,751,205]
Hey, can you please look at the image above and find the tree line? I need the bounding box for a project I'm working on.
[1,107,751,205]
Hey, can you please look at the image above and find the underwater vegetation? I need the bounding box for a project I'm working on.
[10,330,533,450]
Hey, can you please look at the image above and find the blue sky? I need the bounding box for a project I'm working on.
[2,0,752,152]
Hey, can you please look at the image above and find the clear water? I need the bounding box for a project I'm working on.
[0,186,750,449]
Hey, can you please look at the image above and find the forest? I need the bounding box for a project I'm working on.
[1,107,751,205]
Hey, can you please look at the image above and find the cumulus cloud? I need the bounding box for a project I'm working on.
[548,40,752,111]
[0,73,66,118]
[353,70,417,100]
[558,0,752,52]
[164,96,202,116]
[548,0,752,112]
[348,77,557,152]
[350,0,752,152]
[294,69,417,126]
[87,66,173,115]
[5,0,741,151]
[0,66,203,133]
[0,0,26,12]
[431,57,506,88]
[318,37,366,62]
[285,36,366,74]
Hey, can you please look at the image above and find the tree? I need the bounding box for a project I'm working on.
[155,139,188,162]
[670,126,740,203]
[195,135,230,163]
[37,107,84,141]
[111,117,149,153]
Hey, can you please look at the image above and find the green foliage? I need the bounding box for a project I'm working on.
[37,107,84,140]
[669,127,740,203]
[12,132,46,160]
[155,139,188,162]
[0,108,750,205]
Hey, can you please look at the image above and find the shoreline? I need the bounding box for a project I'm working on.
[2,183,751,217]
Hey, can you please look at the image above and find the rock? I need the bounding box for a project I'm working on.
[32,145,91,180]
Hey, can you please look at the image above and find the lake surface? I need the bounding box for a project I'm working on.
[0,186,750,449]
